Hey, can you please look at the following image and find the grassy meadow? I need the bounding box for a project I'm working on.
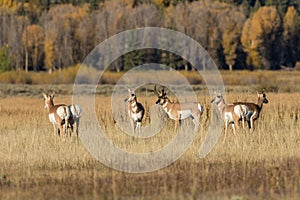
[0,77,300,199]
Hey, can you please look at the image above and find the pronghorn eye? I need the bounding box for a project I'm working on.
[131,94,135,97]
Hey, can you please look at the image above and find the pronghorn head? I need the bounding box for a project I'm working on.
[210,91,224,104]
[124,88,137,103]
[257,90,269,104]
[42,92,55,109]
[154,85,168,105]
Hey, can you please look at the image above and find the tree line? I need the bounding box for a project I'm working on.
[0,0,300,72]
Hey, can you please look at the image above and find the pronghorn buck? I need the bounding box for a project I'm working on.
[154,85,204,131]
[233,91,269,132]
[124,88,145,134]
[68,104,82,138]
[210,91,247,143]
[43,92,70,140]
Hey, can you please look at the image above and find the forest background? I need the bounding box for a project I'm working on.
[1,0,300,84]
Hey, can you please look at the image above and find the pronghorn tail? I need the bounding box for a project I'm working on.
[57,106,71,124]
[63,106,71,122]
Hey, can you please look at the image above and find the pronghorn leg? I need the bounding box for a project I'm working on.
[174,118,179,132]
[53,123,56,136]
[179,119,183,128]
[52,123,57,143]
[65,118,69,138]
[234,118,239,134]
[67,123,73,144]
[69,123,74,137]
[242,117,245,129]
[192,119,199,131]
[130,119,135,135]
[223,121,228,144]
[58,124,64,141]
[249,115,254,132]
[247,120,251,129]
[75,119,79,138]
[250,118,254,133]
[192,115,199,131]
[134,122,137,135]
[231,123,236,136]
[231,123,237,141]
[231,123,239,145]
[136,122,141,134]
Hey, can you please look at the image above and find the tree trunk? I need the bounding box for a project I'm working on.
[25,49,28,72]
[184,62,188,71]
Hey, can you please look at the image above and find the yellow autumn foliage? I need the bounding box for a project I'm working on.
[0,0,20,12]
[241,6,281,69]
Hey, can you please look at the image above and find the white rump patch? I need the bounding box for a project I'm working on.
[49,113,57,124]
[224,111,233,122]
[57,106,70,120]
[234,105,248,118]
[69,105,82,118]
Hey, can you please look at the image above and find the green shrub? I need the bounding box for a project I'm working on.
[257,83,279,93]
[0,46,12,72]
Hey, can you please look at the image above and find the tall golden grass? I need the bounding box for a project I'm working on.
[0,87,300,199]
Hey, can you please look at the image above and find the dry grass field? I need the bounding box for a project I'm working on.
[0,84,300,199]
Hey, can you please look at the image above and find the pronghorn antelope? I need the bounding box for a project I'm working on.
[42,92,70,140]
[154,85,204,131]
[233,91,268,132]
[124,88,145,134]
[210,91,247,143]
[68,104,82,138]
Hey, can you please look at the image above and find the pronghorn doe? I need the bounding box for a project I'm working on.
[68,104,82,138]
[154,85,204,131]
[43,92,70,140]
[233,91,268,132]
[124,88,145,134]
[210,91,247,143]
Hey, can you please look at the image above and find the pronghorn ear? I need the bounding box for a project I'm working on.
[127,87,132,93]
[42,93,47,99]
[256,91,260,96]
[154,85,159,96]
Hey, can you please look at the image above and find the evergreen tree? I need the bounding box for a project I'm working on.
[282,6,300,67]
[0,45,12,72]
